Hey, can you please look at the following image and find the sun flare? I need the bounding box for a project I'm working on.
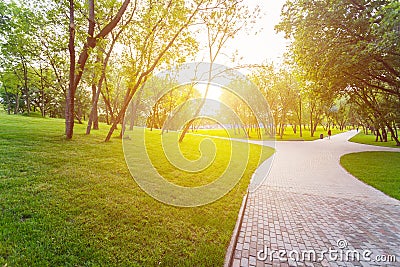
[194,83,223,101]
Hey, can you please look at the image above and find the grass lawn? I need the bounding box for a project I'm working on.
[340,152,400,200]
[349,132,400,148]
[195,126,345,141]
[0,113,273,266]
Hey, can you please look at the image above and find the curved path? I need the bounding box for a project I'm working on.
[228,131,400,267]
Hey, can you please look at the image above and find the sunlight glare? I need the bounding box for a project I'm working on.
[194,83,223,101]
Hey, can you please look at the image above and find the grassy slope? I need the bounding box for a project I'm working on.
[340,152,400,200]
[195,126,344,141]
[349,132,399,148]
[0,113,273,266]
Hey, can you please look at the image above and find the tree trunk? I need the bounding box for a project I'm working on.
[178,96,207,142]
[299,122,302,137]
[66,0,131,139]
[279,122,284,139]
[75,111,83,124]
[119,112,126,138]
[40,67,46,117]
[101,89,115,124]
[87,28,124,135]
[14,93,19,114]
[105,91,133,142]
[375,129,382,142]
[386,123,400,146]
[21,59,30,115]
[310,112,314,137]
[313,122,318,133]
[299,97,302,137]
[65,0,76,139]
[162,86,192,135]
[105,104,110,125]
[86,83,99,134]
[382,128,387,142]
[92,84,99,130]
[128,87,143,131]
[151,104,158,130]
[179,118,195,140]
[129,100,135,130]
[3,86,11,115]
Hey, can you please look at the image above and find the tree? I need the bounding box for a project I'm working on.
[178,0,257,142]
[251,65,302,138]
[0,69,21,114]
[0,2,42,115]
[85,2,137,134]
[104,0,208,142]
[66,0,132,139]
[1,1,73,118]
[220,78,263,138]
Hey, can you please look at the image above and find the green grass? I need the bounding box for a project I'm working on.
[349,132,400,148]
[0,113,273,266]
[340,152,400,200]
[194,126,345,141]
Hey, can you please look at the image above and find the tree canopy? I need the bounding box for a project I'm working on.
[276,0,400,145]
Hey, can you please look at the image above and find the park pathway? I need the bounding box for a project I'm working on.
[228,131,400,267]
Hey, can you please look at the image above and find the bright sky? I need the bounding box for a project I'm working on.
[195,0,288,100]
[195,0,288,67]
[235,0,288,65]
[195,83,223,101]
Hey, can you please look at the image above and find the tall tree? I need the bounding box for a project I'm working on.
[66,0,131,139]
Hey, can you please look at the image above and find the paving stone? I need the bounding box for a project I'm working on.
[241,257,249,267]
[249,256,257,265]
[228,131,400,267]
[232,259,241,267]
[234,249,242,259]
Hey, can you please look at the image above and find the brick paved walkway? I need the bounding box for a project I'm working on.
[229,131,400,267]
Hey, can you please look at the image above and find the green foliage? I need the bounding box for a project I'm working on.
[277,0,400,144]
[250,64,344,138]
[0,1,79,117]
[0,113,273,266]
[341,152,400,200]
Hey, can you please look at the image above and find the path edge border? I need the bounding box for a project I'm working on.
[224,193,248,267]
